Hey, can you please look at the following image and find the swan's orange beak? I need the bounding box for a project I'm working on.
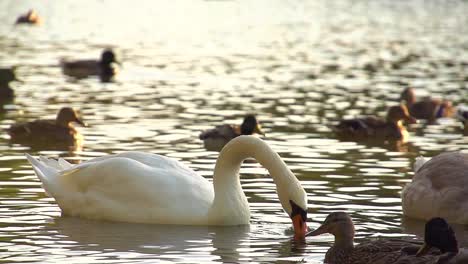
[292,214,308,240]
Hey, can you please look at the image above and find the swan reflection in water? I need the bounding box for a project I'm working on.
[46,217,309,262]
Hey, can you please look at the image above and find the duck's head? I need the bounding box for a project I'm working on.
[306,212,355,239]
[0,68,17,84]
[240,115,265,136]
[386,104,417,124]
[400,87,416,105]
[56,107,87,127]
[100,49,119,65]
[19,9,41,24]
[416,217,458,256]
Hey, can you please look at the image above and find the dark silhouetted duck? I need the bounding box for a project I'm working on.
[15,9,42,25]
[60,49,119,82]
[415,217,468,263]
[0,68,17,103]
[334,105,417,143]
[199,114,265,151]
[456,106,468,135]
[306,212,462,264]
[400,87,455,123]
[8,107,86,148]
[402,152,468,224]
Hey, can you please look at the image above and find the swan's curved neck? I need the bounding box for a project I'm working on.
[209,136,301,224]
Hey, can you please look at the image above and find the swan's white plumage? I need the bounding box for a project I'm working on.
[26,136,307,226]
[27,152,214,224]
[402,152,468,224]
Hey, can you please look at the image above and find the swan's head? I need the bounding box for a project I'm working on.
[278,179,307,240]
[270,162,307,240]
[289,199,308,240]
[306,212,355,239]
[416,217,458,256]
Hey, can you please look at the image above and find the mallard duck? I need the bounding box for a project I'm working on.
[60,49,119,82]
[402,152,468,224]
[400,87,455,123]
[199,114,265,151]
[26,136,309,240]
[306,212,447,264]
[334,105,417,142]
[15,9,42,25]
[0,68,16,102]
[8,107,86,147]
[415,217,468,263]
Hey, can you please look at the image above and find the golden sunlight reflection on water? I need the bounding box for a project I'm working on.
[0,0,468,263]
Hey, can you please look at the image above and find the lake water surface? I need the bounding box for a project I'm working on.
[1,0,468,263]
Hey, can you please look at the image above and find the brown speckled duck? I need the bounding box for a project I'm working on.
[60,49,119,82]
[306,212,461,264]
[334,105,416,143]
[400,87,455,123]
[8,107,86,147]
[0,68,16,103]
[15,9,42,25]
[199,114,265,151]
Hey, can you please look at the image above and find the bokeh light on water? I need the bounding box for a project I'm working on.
[0,0,468,263]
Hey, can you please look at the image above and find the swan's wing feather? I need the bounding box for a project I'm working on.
[47,153,214,224]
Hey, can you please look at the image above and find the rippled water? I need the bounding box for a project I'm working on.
[1,0,468,263]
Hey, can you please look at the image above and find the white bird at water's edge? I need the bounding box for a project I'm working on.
[26,135,309,239]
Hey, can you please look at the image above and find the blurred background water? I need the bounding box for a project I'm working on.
[0,0,468,263]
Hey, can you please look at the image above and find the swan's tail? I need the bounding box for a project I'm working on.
[413,156,430,172]
[25,154,70,197]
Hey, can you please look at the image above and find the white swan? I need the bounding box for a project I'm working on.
[26,135,309,238]
[402,152,468,224]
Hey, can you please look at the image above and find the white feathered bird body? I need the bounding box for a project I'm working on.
[27,152,214,225]
[402,152,468,224]
[26,136,308,227]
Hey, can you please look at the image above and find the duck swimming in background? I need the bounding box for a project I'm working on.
[199,114,265,151]
[334,105,417,143]
[8,107,86,148]
[26,136,309,240]
[0,68,17,103]
[400,87,455,123]
[60,49,120,82]
[15,9,42,25]
[402,152,468,224]
[306,212,458,264]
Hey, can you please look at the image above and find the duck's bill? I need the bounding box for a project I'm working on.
[75,118,87,127]
[305,224,328,237]
[292,214,308,240]
[254,125,265,136]
[415,242,432,257]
